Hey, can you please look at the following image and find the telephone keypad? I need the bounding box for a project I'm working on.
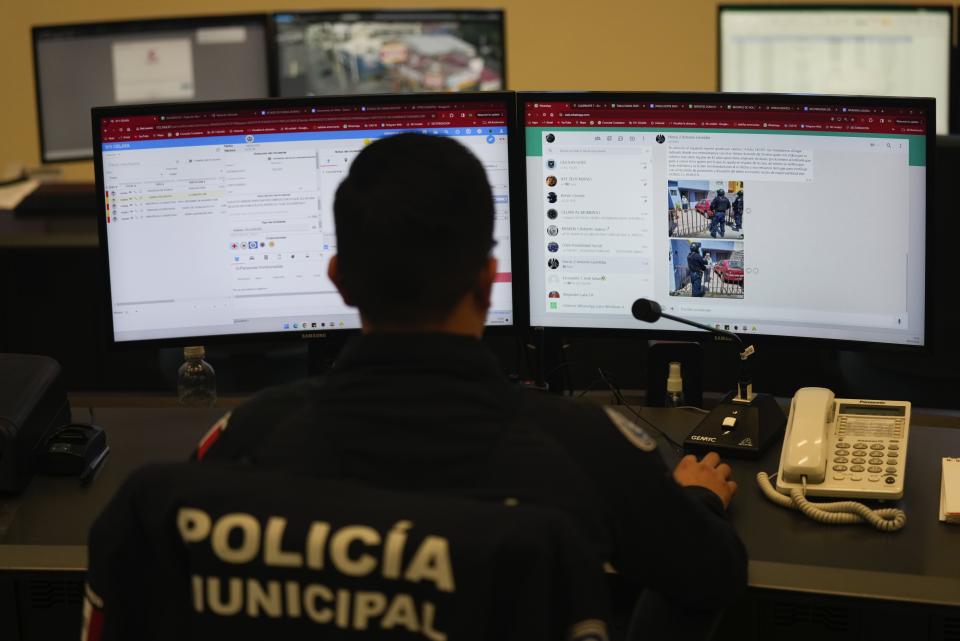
[832,440,889,476]
[822,401,907,494]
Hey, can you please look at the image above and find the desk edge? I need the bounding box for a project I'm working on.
[750,560,960,608]
[0,545,87,572]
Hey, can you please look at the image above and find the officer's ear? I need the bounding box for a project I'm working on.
[328,255,355,307]
[473,257,497,312]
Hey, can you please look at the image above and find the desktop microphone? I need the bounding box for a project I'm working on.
[632,299,742,345]
[631,298,662,323]
[631,298,786,458]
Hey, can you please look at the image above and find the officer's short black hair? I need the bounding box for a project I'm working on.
[333,133,494,325]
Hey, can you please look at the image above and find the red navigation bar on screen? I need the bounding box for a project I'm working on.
[525,101,928,135]
[100,101,508,143]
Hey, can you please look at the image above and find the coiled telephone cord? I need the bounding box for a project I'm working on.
[756,472,906,532]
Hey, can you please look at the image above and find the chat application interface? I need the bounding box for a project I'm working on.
[100,100,512,342]
[525,98,927,346]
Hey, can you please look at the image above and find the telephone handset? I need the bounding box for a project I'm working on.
[781,387,835,485]
[756,387,910,532]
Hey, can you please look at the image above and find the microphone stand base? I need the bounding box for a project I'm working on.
[683,392,786,459]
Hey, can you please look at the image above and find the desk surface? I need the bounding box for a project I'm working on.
[0,406,220,570]
[1,401,958,608]
[632,406,960,608]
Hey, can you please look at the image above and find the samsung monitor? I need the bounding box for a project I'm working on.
[718,5,951,134]
[93,92,516,345]
[522,92,931,348]
[272,10,505,97]
[33,15,271,163]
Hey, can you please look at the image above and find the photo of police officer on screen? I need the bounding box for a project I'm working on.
[688,241,708,297]
[709,189,730,238]
[667,180,743,240]
[669,238,744,299]
[731,189,744,232]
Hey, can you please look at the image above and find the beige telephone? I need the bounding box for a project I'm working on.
[756,387,910,531]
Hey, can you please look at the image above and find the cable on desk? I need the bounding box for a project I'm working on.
[576,377,611,398]
[756,472,906,532]
[676,406,709,414]
[598,368,686,453]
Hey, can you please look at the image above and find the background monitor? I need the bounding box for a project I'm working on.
[521,92,931,348]
[33,15,271,163]
[93,93,516,346]
[718,5,951,134]
[272,10,505,97]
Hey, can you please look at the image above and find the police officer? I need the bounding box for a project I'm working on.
[709,189,731,238]
[687,241,707,297]
[732,190,744,231]
[197,134,745,630]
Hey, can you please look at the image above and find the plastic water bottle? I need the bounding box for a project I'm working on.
[177,346,217,407]
[665,361,684,408]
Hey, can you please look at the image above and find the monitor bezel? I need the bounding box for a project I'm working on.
[32,13,273,164]
[92,91,524,349]
[715,4,954,133]
[268,9,507,97]
[517,90,934,353]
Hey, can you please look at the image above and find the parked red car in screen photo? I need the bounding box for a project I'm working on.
[714,259,744,283]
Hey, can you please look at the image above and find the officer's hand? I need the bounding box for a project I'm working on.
[672,452,737,509]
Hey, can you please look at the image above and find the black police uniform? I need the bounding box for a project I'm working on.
[199,333,747,611]
[732,193,744,230]
[709,194,730,237]
[687,250,708,297]
[85,461,612,641]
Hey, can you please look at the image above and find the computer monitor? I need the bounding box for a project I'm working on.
[33,15,271,163]
[93,92,517,346]
[521,92,931,348]
[718,5,951,134]
[272,10,505,97]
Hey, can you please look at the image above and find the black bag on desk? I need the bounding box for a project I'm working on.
[0,354,70,493]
